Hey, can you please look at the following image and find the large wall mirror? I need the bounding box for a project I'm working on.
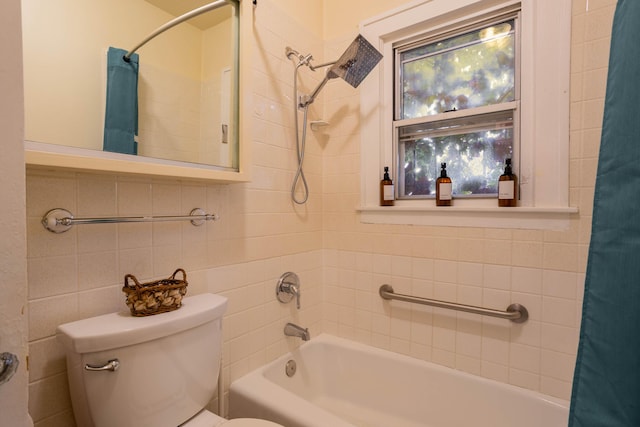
[22,0,244,177]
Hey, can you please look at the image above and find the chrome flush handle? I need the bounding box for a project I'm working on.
[84,359,120,372]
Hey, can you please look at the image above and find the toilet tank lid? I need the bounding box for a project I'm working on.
[57,293,228,354]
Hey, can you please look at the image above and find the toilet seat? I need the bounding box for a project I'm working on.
[181,409,283,427]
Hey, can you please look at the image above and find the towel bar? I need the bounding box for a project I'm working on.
[42,208,218,233]
[379,284,528,323]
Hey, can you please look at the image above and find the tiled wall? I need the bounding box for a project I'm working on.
[25,171,325,426]
[320,0,615,401]
[25,0,615,425]
[138,17,235,165]
[138,64,203,163]
[26,0,325,425]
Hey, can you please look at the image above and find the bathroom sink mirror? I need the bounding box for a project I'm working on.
[22,0,240,172]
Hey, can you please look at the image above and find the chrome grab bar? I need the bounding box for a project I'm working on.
[42,208,218,233]
[379,284,528,323]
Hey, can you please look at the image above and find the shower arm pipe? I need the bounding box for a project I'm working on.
[308,60,336,71]
[299,58,339,107]
[124,0,231,61]
[300,73,333,108]
[379,284,528,323]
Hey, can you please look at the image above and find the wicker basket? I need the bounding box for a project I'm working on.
[122,268,188,316]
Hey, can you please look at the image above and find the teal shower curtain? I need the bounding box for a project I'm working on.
[569,0,640,425]
[103,47,139,155]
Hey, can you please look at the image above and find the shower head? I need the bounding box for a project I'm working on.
[327,34,383,88]
[301,34,382,107]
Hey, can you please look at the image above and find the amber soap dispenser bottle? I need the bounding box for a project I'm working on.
[436,162,452,206]
[380,166,394,206]
[498,158,517,207]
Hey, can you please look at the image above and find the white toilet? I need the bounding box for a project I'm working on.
[57,293,283,427]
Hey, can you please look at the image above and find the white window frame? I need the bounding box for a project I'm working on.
[358,0,577,230]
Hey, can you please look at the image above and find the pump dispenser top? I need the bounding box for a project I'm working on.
[504,158,513,174]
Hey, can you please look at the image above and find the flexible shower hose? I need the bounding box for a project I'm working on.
[291,62,310,205]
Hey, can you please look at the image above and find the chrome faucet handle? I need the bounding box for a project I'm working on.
[285,282,300,309]
[276,272,301,309]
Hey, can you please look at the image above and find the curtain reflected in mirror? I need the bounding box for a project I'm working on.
[21,0,239,170]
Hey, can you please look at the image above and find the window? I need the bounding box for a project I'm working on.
[358,0,576,229]
[395,15,518,199]
[398,110,514,198]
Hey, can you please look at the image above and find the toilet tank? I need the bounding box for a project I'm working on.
[57,293,228,427]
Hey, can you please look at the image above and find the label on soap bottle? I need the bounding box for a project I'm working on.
[383,184,394,201]
[439,183,452,200]
[498,180,515,199]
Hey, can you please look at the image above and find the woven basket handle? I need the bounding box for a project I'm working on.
[171,268,187,282]
[124,273,142,289]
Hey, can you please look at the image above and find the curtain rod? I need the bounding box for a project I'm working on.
[123,0,234,62]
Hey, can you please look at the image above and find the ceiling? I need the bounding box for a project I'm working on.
[144,0,232,30]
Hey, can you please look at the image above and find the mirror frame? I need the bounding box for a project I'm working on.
[24,0,252,184]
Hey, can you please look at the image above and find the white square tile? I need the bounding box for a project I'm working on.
[483,264,511,290]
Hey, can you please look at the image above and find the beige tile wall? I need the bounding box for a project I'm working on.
[320,0,615,402]
[138,64,203,163]
[26,1,325,424]
[25,0,616,425]
[26,169,325,427]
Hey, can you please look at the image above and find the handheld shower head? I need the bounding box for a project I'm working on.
[286,47,314,69]
[301,34,382,107]
[285,46,301,60]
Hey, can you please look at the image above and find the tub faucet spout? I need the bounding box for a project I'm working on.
[284,322,310,341]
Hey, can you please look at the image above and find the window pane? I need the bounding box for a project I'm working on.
[398,111,513,197]
[400,19,515,119]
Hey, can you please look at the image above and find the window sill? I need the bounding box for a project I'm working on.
[358,205,579,230]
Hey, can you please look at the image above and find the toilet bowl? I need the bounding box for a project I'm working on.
[57,293,284,427]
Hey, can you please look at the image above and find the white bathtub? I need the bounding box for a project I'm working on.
[229,334,569,427]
